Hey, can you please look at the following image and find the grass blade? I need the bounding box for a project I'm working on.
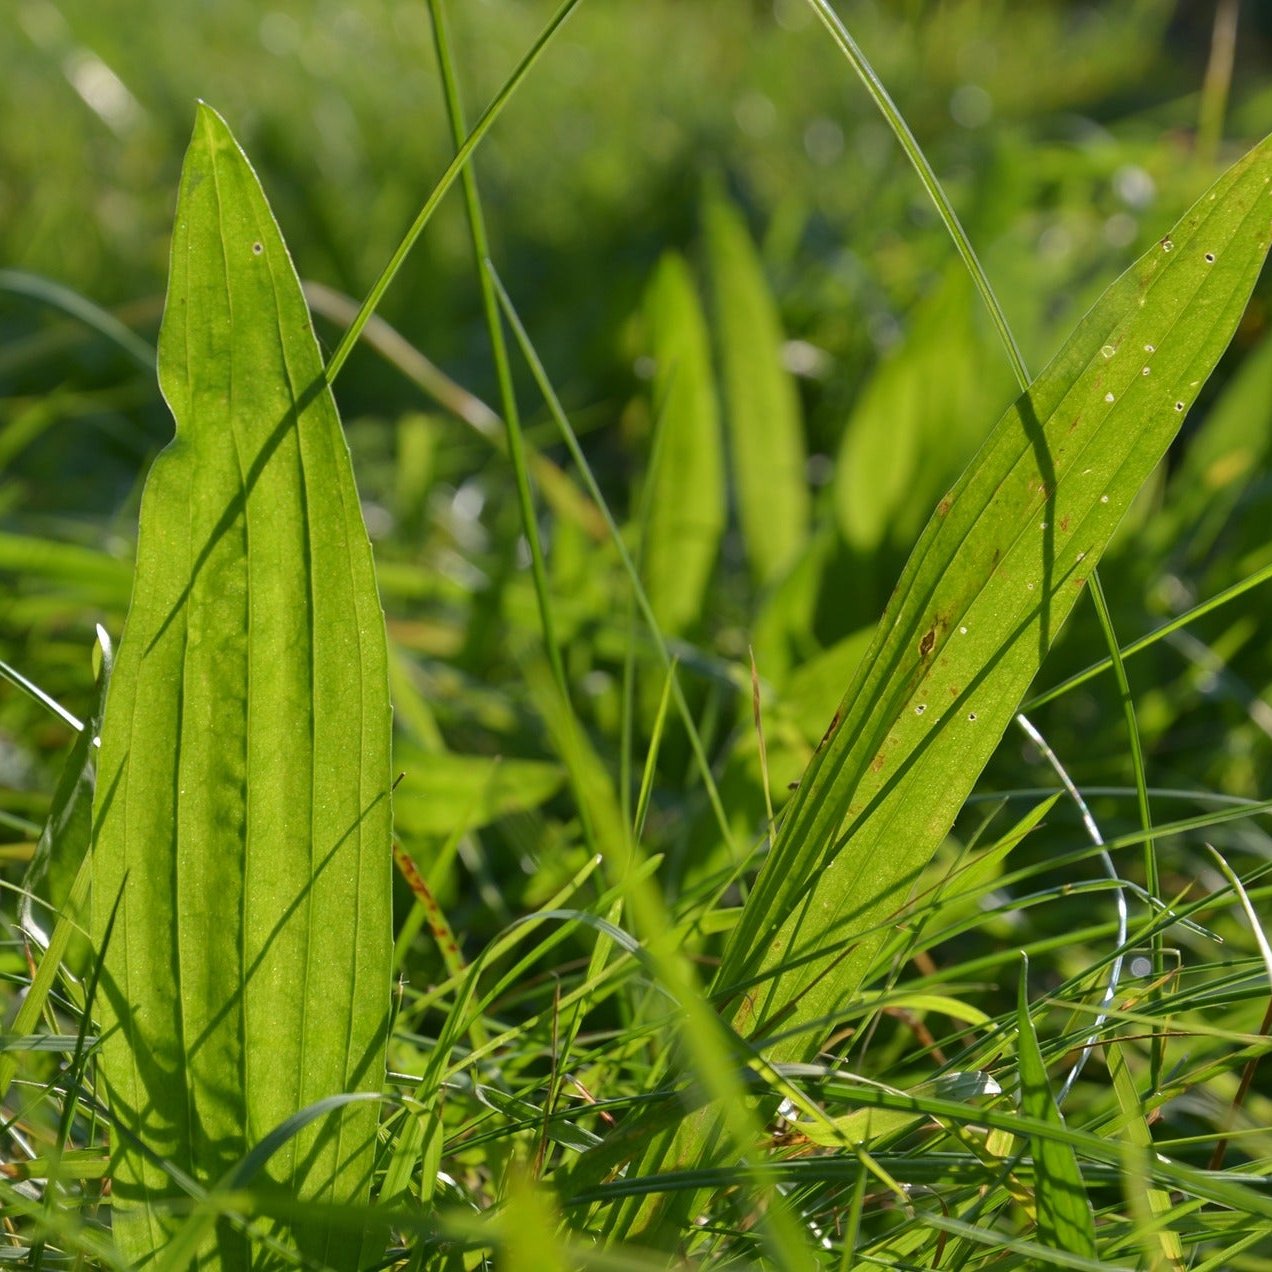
[1017,960,1098,1259]
[89,104,392,1267]
[641,253,725,636]
[703,186,809,586]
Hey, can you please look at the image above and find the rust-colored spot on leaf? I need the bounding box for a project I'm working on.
[1059,515,1070,533]
[937,497,951,517]
[817,706,842,751]
[919,628,936,658]
[871,753,885,773]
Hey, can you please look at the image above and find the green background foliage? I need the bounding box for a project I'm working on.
[3,1,1272,1267]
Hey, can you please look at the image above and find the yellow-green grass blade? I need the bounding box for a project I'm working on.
[1017,961,1098,1259]
[714,133,1272,1060]
[89,104,392,1268]
[641,252,725,637]
[1108,1039,1184,1270]
[703,187,809,587]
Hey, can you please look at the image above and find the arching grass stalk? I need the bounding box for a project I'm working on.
[1087,570,1164,1089]
[1013,713,1127,1102]
[801,0,1030,390]
[322,0,586,384]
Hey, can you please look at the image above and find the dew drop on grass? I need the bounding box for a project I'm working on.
[1100,495,1109,504]
[959,625,968,635]
[1161,237,1174,251]
[1130,954,1153,978]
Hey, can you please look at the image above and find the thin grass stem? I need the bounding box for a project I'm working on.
[1014,713,1126,1102]
[323,0,585,383]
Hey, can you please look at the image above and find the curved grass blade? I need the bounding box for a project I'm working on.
[89,104,392,1268]
[0,268,157,372]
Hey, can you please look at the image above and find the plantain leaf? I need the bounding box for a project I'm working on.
[90,104,392,1268]
[703,188,809,586]
[1016,961,1098,1258]
[640,252,725,636]
[715,132,1272,1057]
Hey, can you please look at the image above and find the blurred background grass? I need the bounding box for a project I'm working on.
[3,0,1272,948]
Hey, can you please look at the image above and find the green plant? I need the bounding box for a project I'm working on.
[4,3,1272,1269]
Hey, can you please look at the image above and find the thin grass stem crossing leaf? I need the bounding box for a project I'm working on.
[89,104,392,1268]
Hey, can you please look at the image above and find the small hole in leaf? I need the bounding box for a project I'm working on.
[914,704,927,716]
[968,712,978,722]
[252,242,263,255]
[1174,401,1185,411]
[1204,252,1216,263]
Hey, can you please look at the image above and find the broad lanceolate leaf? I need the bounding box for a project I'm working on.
[1016,962,1098,1259]
[641,252,725,636]
[703,189,809,586]
[90,105,392,1268]
[714,133,1272,1059]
